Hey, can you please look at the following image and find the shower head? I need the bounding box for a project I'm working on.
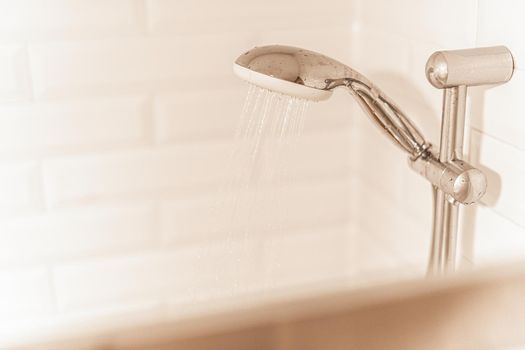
[233,45,371,102]
[234,45,429,158]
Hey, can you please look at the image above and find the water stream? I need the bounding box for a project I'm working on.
[192,84,311,302]
[227,84,310,293]
[226,84,310,236]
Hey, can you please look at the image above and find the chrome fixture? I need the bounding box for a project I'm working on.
[234,45,514,275]
[422,47,513,274]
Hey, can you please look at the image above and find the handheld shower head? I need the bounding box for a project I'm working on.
[234,45,429,158]
[234,45,359,101]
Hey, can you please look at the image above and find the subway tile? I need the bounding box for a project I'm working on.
[0,46,30,101]
[352,28,412,80]
[0,267,53,322]
[146,0,352,34]
[247,178,351,234]
[53,242,261,311]
[160,178,353,245]
[400,168,434,230]
[262,225,352,290]
[154,88,245,143]
[477,0,525,70]
[154,87,353,145]
[356,227,419,279]
[0,202,156,266]
[0,0,143,42]
[260,128,353,183]
[29,34,254,98]
[53,252,172,311]
[351,122,406,203]
[355,222,428,283]
[356,0,477,48]
[0,96,147,156]
[470,130,525,228]
[470,70,525,152]
[259,26,352,64]
[353,121,433,265]
[469,206,525,265]
[42,141,248,207]
[305,89,354,131]
[355,177,430,271]
[0,161,43,215]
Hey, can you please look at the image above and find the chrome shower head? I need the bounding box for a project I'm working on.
[233,45,377,102]
[234,45,429,158]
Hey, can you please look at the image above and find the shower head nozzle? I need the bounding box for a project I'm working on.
[233,45,361,101]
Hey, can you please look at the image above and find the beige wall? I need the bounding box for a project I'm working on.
[2,0,525,344]
[0,0,358,344]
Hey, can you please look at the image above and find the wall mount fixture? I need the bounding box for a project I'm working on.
[418,46,514,274]
[233,45,514,275]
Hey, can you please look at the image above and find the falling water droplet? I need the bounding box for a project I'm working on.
[207,83,312,297]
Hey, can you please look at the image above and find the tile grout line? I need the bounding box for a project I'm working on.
[46,264,60,314]
[23,44,36,101]
[471,126,525,154]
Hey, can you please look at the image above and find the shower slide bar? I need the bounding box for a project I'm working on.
[415,46,514,274]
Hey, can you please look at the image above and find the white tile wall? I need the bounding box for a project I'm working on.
[29,34,255,98]
[154,89,245,143]
[160,177,353,246]
[0,0,355,342]
[471,205,525,264]
[2,0,524,343]
[0,0,144,41]
[53,239,268,312]
[0,161,44,214]
[0,267,53,322]
[355,0,478,48]
[470,71,525,152]
[260,128,353,182]
[469,0,525,263]
[477,0,525,69]
[262,225,353,289]
[146,0,352,34]
[0,96,148,156]
[470,130,525,228]
[0,202,156,267]
[0,46,31,101]
[42,141,246,207]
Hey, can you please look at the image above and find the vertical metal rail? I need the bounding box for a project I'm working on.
[428,86,467,275]
[424,46,513,276]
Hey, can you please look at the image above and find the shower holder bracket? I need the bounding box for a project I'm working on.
[409,152,486,205]
[414,46,514,274]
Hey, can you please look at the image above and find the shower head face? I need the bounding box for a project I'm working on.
[234,45,355,101]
